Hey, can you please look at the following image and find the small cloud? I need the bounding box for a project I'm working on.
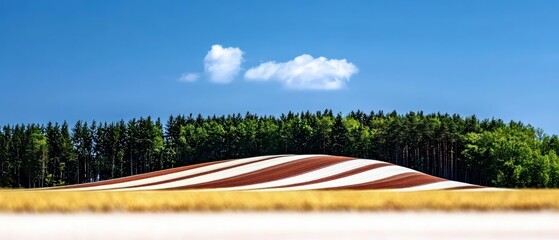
[204,44,244,83]
[178,73,199,82]
[244,54,358,90]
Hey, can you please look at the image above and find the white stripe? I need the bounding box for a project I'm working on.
[456,187,503,191]
[392,180,475,191]
[64,155,287,191]
[111,155,325,191]
[259,165,419,191]
[205,159,386,191]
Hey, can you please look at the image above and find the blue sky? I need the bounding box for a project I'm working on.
[1,0,558,134]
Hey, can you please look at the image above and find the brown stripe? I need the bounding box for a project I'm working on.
[115,155,285,190]
[56,155,286,190]
[260,162,394,190]
[322,172,445,190]
[165,156,356,190]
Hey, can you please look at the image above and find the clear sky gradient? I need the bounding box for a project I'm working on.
[1,1,558,134]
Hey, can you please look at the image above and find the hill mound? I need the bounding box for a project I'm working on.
[52,155,485,191]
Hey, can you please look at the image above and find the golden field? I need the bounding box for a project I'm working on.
[0,189,558,212]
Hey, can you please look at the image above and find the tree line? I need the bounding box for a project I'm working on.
[0,110,558,188]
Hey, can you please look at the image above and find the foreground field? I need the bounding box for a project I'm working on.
[2,212,559,240]
[1,189,559,212]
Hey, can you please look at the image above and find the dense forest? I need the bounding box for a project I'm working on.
[1,110,558,189]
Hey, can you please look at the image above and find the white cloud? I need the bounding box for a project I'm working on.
[204,44,244,83]
[244,54,358,90]
[178,73,199,82]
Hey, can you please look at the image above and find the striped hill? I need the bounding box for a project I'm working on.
[50,155,488,191]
